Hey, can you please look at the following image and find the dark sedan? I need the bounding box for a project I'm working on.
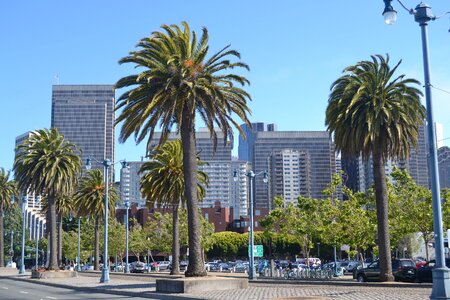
[416,259,450,283]
[354,259,416,282]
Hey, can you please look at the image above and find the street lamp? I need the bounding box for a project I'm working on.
[124,199,130,273]
[9,231,14,266]
[35,222,39,270]
[86,157,112,283]
[382,1,450,298]
[19,195,27,274]
[317,242,320,258]
[234,169,268,280]
[86,158,127,282]
[77,217,81,272]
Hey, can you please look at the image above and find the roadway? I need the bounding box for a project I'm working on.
[0,277,153,300]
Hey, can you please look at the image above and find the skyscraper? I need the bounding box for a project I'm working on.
[149,129,234,209]
[342,125,429,192]
[438,146,450,189]
[51,85,115,177]
[252,131,336,209]
[238,122,276,162]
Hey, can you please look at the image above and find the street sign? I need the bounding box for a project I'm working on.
[248,245,263,257]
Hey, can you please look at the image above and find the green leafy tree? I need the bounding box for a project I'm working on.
[0,168,17,267]
[140,140,207,274]
[62,230,78,264]
[116,22,251,277]
[3,202,22,264]
[340,187,377,265]
[325,54,425,281]
[74,169,118,270]
[13,128,81,270]
[390,168,433,260]
[102,217,125,265]
[129,222,147,261]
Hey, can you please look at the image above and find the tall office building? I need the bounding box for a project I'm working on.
[268,149,311,205]
[342,125,429,192]
[230,160,251,219]
[149,129,234,209]
[252,131,336,209]
[238,122,276,162]
[438,146,450,189]
[51,85,115,178]
[15,132,45,240]
[119,160,146,207]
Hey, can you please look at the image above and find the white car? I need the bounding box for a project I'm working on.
[157,261,171,270]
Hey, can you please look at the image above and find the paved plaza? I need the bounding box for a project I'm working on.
[0,268,434,299]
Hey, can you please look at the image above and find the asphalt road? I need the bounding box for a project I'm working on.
[0,278,152,300]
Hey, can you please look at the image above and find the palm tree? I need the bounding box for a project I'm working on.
[74,169,118,270]
[13,128,81,270]
[0,168,18,267]
[41,195,74,266]
[325,54,425,281]
[116,21,251,277]
[139,140,208,275]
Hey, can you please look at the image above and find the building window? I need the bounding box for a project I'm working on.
[255,210,260,216]
[205,213,209,221]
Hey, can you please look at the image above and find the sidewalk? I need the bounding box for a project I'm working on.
[0,268,433,300]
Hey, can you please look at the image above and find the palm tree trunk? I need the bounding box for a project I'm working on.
[373,149,393,281]
[48,197,58,270]
[57,213,63,267]
[94,218,99,270]
[180,111,206,277]
[170,205,180,275]
[0,206,4,267]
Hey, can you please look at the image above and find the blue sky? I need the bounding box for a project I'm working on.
[1,1,450,177]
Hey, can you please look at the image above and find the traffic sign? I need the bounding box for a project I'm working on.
[248,245,263,257]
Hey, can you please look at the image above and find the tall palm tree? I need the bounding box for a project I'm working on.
[116,21,251,277]
[0,168,18,267]
[74,169,117,270]
[325,54,425,281]
[13,128,81,270]
[41,195,74,266]
[139,140,208,275]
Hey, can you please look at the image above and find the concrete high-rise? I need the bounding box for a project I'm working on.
[119,160,146,207]
[238,122,276,162]
[342,125,429,192]
[149,129,234,209]
[252,131,336,209]
[51,85,115,177]
[438,146,450,189]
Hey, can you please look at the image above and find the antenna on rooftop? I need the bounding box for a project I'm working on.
[54,74,60,85]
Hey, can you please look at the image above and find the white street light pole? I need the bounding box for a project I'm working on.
[19,195,27,274]
[234,169,268,280]
[382,1,450,298]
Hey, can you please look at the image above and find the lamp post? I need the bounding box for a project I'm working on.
[234,169,268,280]
[77,217,81,272]
[382,1,450,298]
[124,200,130,273]
[317,242,320,258]
[86,158,127,282]
[86,158,111,283]
[35,222,39,270]
[10,231,14,266]
[19,195,27,274]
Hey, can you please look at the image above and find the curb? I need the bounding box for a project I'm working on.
[250,277,433,289]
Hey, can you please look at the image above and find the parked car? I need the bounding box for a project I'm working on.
[169,261,188,272]
[130,261,146,273]
[158,261,171,270]
[82,264,94,271]
[416,259,450,283]
[233,262,248,273]
[354,259,417,282]
[346,261,361,273]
